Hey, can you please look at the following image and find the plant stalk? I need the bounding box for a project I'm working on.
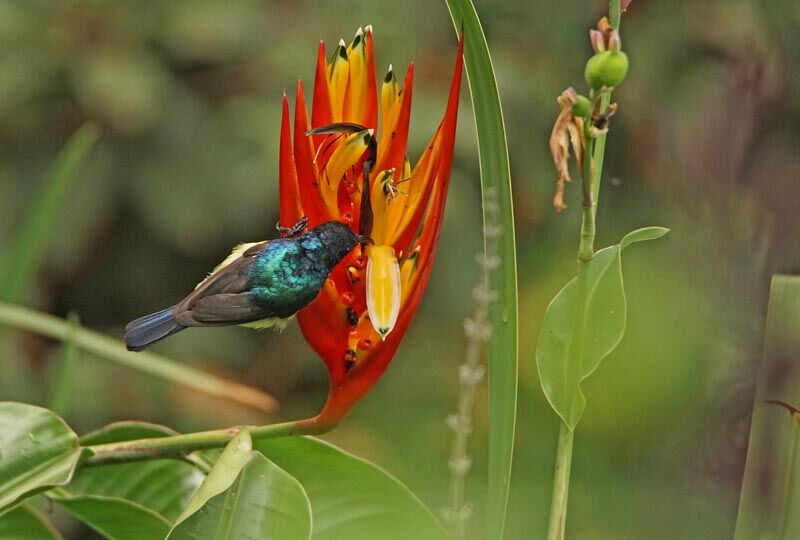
[546,421,574,540]
[83,416,327,467]
[0,302,277,412]
[444,193,500,538]
[546,3,622,536]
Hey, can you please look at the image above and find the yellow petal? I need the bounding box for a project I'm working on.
[369,168,396,244]
[327,39,349,121]
[378,65,400,152]
[320,128,373,210]
[345,27,367,122]
[366,244,401,340]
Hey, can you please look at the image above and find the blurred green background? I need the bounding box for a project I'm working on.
[2,0,800,538]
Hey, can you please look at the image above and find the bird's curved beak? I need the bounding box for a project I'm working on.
[357,235,374,245]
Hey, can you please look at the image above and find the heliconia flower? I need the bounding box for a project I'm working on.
[278,26,463,427]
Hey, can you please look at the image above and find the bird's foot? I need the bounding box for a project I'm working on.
[277,216,309,238]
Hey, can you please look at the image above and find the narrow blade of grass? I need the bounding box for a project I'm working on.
[735,275,800,539]
[0,123,99,394]
[443,3,519,538]
[0,302,278,413]
[0,123,99,304]
[48,312,80,416]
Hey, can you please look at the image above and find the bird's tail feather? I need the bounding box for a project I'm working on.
[124,307,184,351]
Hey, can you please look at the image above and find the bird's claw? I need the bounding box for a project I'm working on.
[277,216,309,238]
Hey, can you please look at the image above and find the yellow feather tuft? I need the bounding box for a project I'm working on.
[239,315,294,331]
[195,242,262,290]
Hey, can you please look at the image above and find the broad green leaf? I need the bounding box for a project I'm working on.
[49,422,203,540]
[256,437,448,540]
[50,490,171,540]
[735,275,800,539]
[537,227,669,430]
[169,431,311,540]
[0,402,80,514]
[444,2,519,538]
[79,421,179,445]
[0,503,63,540]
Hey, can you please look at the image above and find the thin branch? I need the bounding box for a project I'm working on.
[0,302,278,412]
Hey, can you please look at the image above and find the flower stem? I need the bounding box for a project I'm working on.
[443,190,500,538]
[83,416,325,466]
[546,2,622,538]
[546,421,574,540]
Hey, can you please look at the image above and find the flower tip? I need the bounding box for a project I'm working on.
[338,38,347,48]
[364,24,373,35]
[366,245,401,342]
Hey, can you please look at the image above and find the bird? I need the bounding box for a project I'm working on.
[124,219,366,351]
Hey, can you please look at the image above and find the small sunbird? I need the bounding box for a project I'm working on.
[124,219,368,351]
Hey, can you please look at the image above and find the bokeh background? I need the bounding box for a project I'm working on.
[2,0,800,538]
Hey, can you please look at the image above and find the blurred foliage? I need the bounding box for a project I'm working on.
[2,0,800,538]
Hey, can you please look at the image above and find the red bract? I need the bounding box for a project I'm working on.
[279,26,463,427]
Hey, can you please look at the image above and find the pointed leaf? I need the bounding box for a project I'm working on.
[0,402,80,514]
[0,123,99,304]
[79,420,179,446]
[735,275,800,539]
[168,431,311,540]
[0,504,63,540]
[50,490,172,540]
[443,3,519,538]
[49,422,203,540]
[256,437,447,540]
[537,227,669,430]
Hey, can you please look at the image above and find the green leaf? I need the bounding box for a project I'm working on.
[0,504,64,540]
[255,437,448,540]
[79,420,179,445]
[0,402,80,515]
[50,491,172,540]
[0,123,99,304]
[443,2,519,538]
[168,431,311,540]
[735,275,800,539]
[537,227,669,430]
[49,422,203,540]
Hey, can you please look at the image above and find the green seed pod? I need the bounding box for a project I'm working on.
[584,51,629,90]
[570,95,593,118]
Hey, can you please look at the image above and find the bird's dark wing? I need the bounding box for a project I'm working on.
[173,242,273,327]
[180,292,267,324]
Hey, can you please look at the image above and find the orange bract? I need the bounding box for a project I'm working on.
[279,26,463,424]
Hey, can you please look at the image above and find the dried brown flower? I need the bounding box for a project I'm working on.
[549,88,585,212]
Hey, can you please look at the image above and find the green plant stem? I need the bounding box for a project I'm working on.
[547,3,622,537]
[579,136,597,262]
[609,0,621,29]
[0,302,277,412]
[83,417,325,467]
[546,421,574,540]
[547,250,592,540]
